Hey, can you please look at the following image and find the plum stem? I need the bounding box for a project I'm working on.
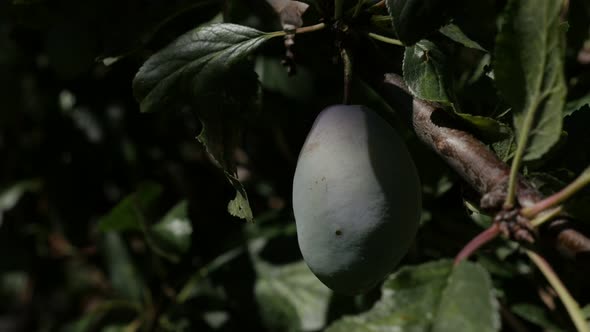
[341,47,353,104]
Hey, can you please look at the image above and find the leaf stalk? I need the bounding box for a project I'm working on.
[526,250,589,332]
[522,166,590,218]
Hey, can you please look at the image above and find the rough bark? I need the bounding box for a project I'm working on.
[378,73,590,260]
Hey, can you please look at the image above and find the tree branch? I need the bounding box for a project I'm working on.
[379,73,590,259]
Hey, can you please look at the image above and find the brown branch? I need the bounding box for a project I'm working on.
[378,73,590,259]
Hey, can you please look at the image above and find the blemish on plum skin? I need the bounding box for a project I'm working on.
[335,230,342,236]
[303,141,319,154]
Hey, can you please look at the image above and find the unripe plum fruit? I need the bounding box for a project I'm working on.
[292,105,421,294]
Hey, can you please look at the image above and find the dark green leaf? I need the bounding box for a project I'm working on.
[101,233,146,303]
[564,94,590,118]
[455,113,512,142]
[403,40,451,104]
[151,200,192,254]
[132,23,275,114]
[326,260,499,332]
[440,24,486,51]
[403,40,511,142]
[492,134,517,162]
[432,262,499,332]
[386,0,453,45]
[132,23,271,222]
[255,260,332,332]
[511,303,568,332]
[494,0,567,161]
[98,182,162,232]
[60,312,103,332]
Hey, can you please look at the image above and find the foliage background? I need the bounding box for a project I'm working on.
[1,0,590,331]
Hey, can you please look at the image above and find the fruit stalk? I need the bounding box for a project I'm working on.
[378,73,590,259]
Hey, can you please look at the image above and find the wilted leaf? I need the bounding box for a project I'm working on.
[326,260,499,332]
[440,24,486,51]
[386,0,453,45]
[151,200,192,254]
[494,0,567,161]
[255,260,332,332]
[101,233,146,303]
[98,182,162,232]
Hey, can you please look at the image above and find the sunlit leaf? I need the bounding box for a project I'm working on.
[255,260,332,332]
[326,260,499,332]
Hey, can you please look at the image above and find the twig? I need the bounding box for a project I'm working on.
[377,73,590,259]
[454,223,501,265]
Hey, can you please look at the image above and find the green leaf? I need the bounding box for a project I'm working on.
[132,23,276,114]
[492,134,517,162]
[98,182,162,232]
[403,40,511,142]
[403,40,451,104]
[101,233,146,303]
[150,200,192,254]
[133,23,270,222]
[386,0,452,45]
[254,260,332,332]
[431,262,499,332]
[326,260,499,332]
[455,113,512,142]
[511,303,567,332]
[60,312,103,332]
[440,24,486,51]
[494,0,567,161]
[564,93,590,118]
